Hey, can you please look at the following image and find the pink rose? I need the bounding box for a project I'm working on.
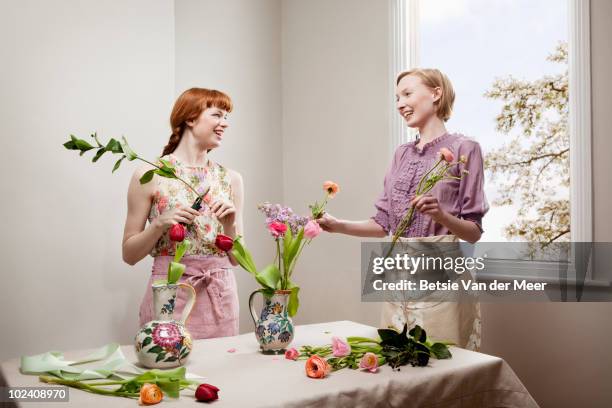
[438,147,455,163]
[285,348,299,360]
[359,352,379,373]
[304,220,322,239]
[268,221,288,238]
[331,336,351,357]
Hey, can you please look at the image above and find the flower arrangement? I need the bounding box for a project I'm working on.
[386,148,468,256]
[229,181,339,317]
[285,324,452,378]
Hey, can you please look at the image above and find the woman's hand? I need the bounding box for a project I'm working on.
[153,205,201,231]
[210,199,236,235]
[410,194,447,223]
[316,212,343,233]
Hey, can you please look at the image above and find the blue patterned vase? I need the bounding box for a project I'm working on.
[249,290,294,353]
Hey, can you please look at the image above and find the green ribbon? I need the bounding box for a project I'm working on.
[20,343,144,381]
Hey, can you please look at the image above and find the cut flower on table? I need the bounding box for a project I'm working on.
[292,324,452,377]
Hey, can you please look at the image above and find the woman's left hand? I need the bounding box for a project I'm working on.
[410,194,447,224]
[210,199,236,235]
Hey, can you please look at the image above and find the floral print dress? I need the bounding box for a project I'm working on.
[148,154,232,257]
[139,154,240,339]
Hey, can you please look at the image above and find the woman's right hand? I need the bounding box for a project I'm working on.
[316,212,343,233]
[153,205,201,231]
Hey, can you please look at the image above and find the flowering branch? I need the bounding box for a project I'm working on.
[63,133,208,210]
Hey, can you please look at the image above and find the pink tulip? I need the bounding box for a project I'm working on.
[285,348,299,360]
[268,221,288,238]
[359,352,379,373]
[331,337,351,357]
[438,147,455,163]
[304,220,323,239]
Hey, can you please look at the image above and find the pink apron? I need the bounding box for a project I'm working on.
[139,255,239,339]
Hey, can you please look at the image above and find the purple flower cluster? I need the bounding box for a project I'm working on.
[257,202,309,235]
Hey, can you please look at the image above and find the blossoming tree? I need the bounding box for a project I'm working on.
[484,42,569,243]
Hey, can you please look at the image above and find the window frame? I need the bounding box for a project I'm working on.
[389,0,602,286]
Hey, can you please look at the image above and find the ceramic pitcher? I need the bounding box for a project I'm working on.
[249,289,294,353]
[135,282,196,368]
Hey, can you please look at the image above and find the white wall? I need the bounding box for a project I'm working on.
[173,0,283,334]
[280,0,390,327]
[0,0,175,361]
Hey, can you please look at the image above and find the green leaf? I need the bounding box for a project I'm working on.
[283,223,293,257]
[112,156,126,173]
[167,262,186,285]
[74,138,94,151]
[147,346,163,354]
[63,139,77,150]
[144,328,152,335]
[379,324,409,348]
[288,286,300,317]
[286,228,304,272]
[154,168,176,179]
[429,343,452,359]
[155,353,166,363]
[409,325,427,343]
[174,240,191,263]
[92,147,106,163]
[139,169,155,184]
[141,337,152,348]
[231,236,257,275]
[119,136,137,160]
[156,377,181,398]
[159,158,175,169]
[105,138,123,154]
[255,264,281,289]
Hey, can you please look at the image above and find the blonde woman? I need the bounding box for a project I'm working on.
[318,69,488,350]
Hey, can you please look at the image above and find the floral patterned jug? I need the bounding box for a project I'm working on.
[249,289,294,353]
[135,282,196,368]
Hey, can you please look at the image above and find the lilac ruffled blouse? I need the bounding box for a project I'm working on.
[372,132,489,238]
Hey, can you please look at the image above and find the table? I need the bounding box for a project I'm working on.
[1,321,538,407]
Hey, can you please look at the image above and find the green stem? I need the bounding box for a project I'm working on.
[136,157,202,198]
[276,239,284,288]
[347,336,381,344]
[415,158,443,195]
[39,376,138,399]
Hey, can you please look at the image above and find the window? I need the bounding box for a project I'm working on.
[390,0,600,287]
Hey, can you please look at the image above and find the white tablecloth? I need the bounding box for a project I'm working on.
[0,320,538,407]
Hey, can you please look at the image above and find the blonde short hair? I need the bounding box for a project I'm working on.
[396,68,455,122]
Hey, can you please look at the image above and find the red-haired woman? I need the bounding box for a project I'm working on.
[318,69,488,350]
[122,88,243,339]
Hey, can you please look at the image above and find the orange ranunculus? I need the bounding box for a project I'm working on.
[438,147,454,163]
[323,181,339,198]
[305,355,331,379]
[139,383,163,405]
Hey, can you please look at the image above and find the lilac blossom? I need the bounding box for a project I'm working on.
[257,202,309,235]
